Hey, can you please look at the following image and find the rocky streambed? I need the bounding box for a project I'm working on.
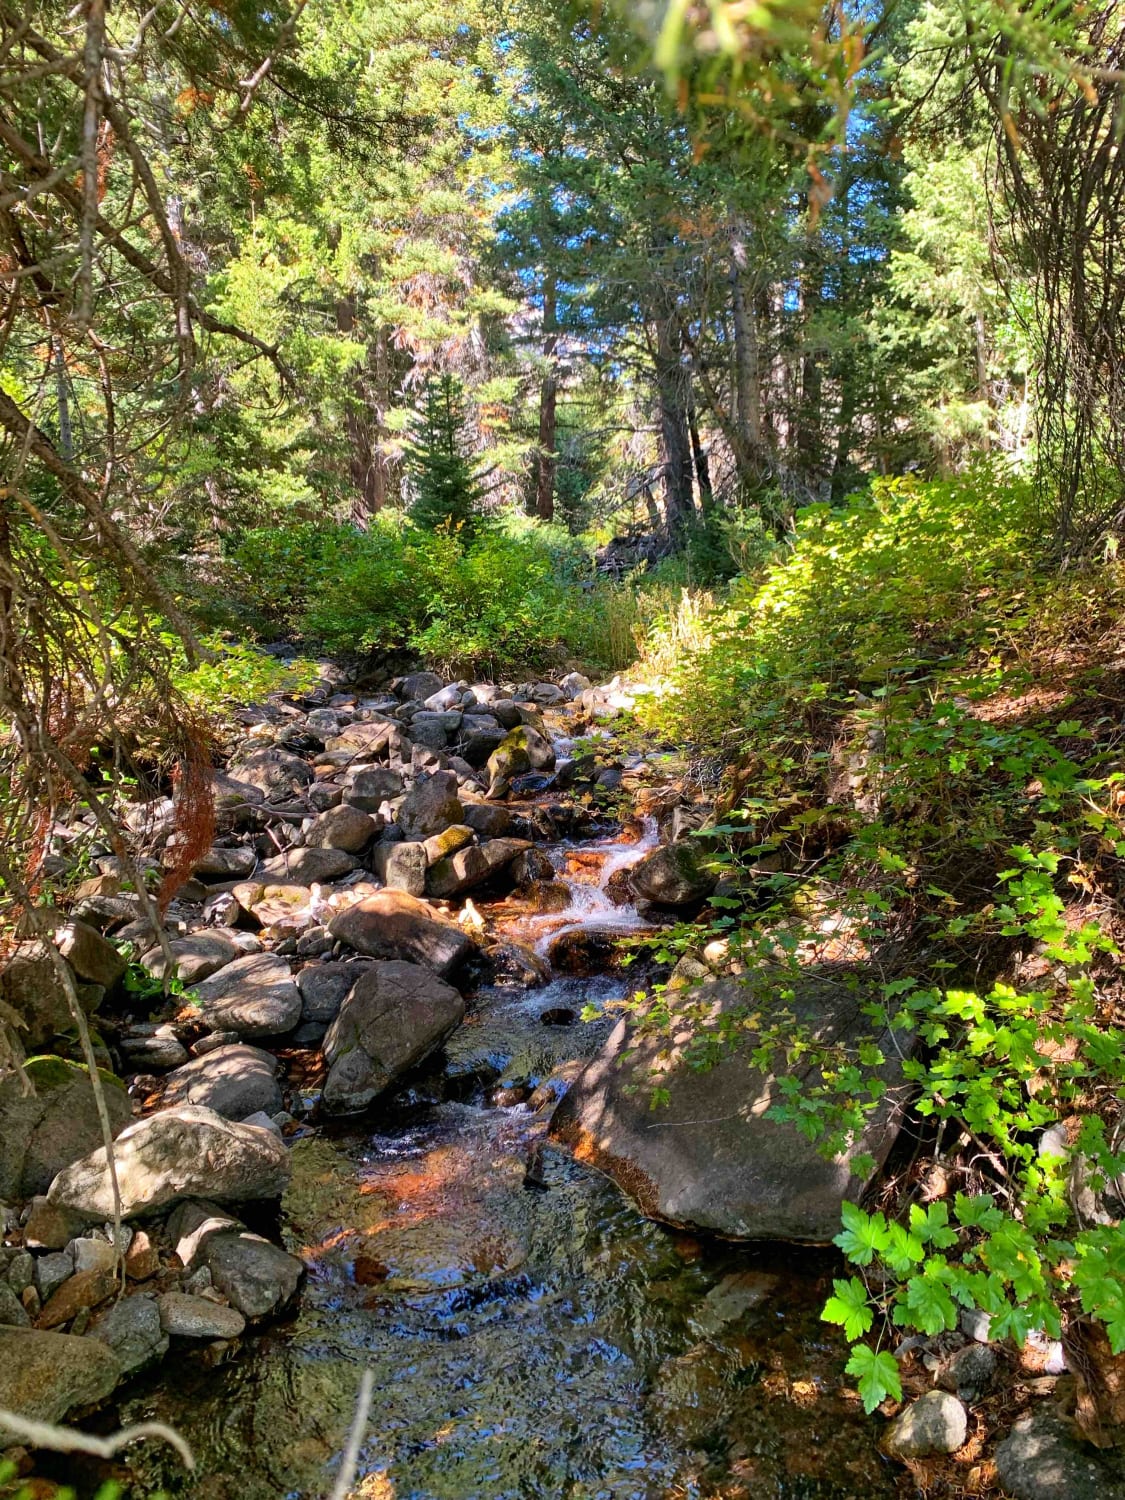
[1,664,1098,1500]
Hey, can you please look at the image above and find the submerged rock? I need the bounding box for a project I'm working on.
[550,977,910,1241]
[48,1105,291,1220]
[322,960,465,1114]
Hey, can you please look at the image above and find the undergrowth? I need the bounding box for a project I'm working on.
[627,465,1125,1415]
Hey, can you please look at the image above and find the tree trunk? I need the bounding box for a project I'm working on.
[687,393,712,513]
[729,222,763,466]
[653,314,695,539]
[529,274,558,523]
[335,291,387,528]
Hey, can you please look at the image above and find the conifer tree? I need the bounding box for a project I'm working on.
[407,375,483,538]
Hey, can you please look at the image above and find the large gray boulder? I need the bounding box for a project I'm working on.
[628,843,718,905]
[0,1056,131,1200]
[191,952,302,1037]
[329,891,474,979]
[0,1328,122,1438]
[161,1045,282,1120]
[48,1105,291,1220]
[139,929,245,985]
[322,961,465,1114]
[426,838,533,898]
[259,847,357,885]
[296,961,370,1023]
[994,1411,1125,1500]
[396,771,463,840]
[550,978,910,1242]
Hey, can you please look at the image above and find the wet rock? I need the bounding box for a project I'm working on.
[397,771,463,840]
[37,1267,117,1329]
[547,927,632,976]
[203,1231,304,1318]
[0,1056,131,1200]
[322,961,466,1114]
[0,1327,122,1435]
[485,727,555,798]
[371,841,428,897]
[306,804,377,853]
[192,953,302,1038]
[88,1293,168,1372]
[48,1105,291,1220]
[259,847,357,885]
[194,846,258,881]
[937,1341,999,1401]
[509,847,555,886]
[883,1391,967,1459]
[550,977,910,1241]
[156,1291,245,1340]
[54,920,126,989]
[426,838,534,898]
[227,748,314,802]
[629,843,718,906]
[994,1410,1125,1499]
[329,890,474,979]
[297,961,369,1024]
[139,929,244,985]
[162,1045,283,1120]
[540,1006,577,1026]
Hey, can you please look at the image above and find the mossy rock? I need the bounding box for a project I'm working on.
[0,1055,131,1200]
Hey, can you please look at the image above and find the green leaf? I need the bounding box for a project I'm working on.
[845,1344,903,1414]
[834,1202,891,1266]
[822,1277,874,1341]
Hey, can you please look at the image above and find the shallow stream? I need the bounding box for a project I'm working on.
[109,812,894,1499]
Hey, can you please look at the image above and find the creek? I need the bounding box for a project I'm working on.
[103,803,895,1500]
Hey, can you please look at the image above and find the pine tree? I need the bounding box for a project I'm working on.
[407,375,482,537]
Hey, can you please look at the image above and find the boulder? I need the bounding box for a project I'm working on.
[559,671,592,699]
[167,1199,244,1271]
[88,1293,168,1373]
[400,671,444,702]
[628,843,718,905]
[462,803,512,838]
[0,942,98,1050]
[297,962,369,1023]
[426,838,534,898]
[329,891,474,979]
[0,1056,131,1200]
[156,1291,245,1340]
[345,766,404,811]
[139,929,244,985]
[161,1045,283,1120]
[118,1024,189,1071]
[306,804,377,852]
[994,1410,1125,1500]
[322,961,465,1113]
[396,771,463,840]
[193,845,258,881]
[422,825,475,864]
[227,748,314,802]
[54,921,125,989]
[202,1231,304,1318]
[549,978,910,1241]
[191,953,302,1038]
[0,1328,122,1436]
[370,841,428,897]
[883,1392,967,1459]
[48,1105,291,1220]
[259,847,357,885]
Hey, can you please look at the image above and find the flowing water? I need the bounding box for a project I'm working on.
[106,812,894,1500]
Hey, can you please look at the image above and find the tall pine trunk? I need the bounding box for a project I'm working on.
[529,274,558,522]
[653,313,695,539]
